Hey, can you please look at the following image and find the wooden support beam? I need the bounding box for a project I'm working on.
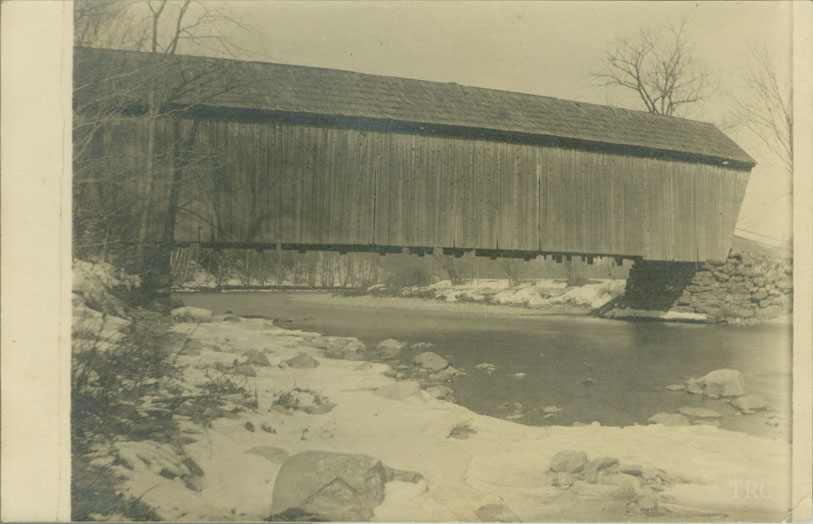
[443,247,469,258]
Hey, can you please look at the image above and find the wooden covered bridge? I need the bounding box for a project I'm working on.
[74,47,754,265]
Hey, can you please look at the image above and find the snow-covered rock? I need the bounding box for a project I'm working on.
[475,363,497,375]
[475,503,519,522]
[647,412,691,426]
[685,378,704,395]
[731,395,769,412]
[696,368,746,397]
[581,457,619,481]
[425,385,454,401]
[171,306,213,323]
[428,366,463,382]
[284,353,320,369]
[73,259,139,317]
[374,381,422,401]
[377,338,407,357]
[412,352,449,372]
[242,349,271,367]
[244,446,289,464]
[324,338,366,360]
[678,407,723,419]
[550,450,588,473]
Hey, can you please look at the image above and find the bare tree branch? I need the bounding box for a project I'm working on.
[590,18,712,117]
[730,42,792,175]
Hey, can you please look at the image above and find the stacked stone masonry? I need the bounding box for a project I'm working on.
[606,250,792,323]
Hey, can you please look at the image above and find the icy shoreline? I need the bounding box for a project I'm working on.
[93,314,790,522]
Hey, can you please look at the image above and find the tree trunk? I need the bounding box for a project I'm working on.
[134,86,157,273]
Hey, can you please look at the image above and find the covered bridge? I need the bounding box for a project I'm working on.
[74,47,754,264]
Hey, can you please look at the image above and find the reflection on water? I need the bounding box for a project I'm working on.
[177,291,791,440]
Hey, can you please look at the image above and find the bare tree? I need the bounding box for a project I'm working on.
[731,43,793,175]
[592,18,711,116]
[73,0,252,284]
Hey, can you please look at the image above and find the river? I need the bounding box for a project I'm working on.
[176,290,792,441]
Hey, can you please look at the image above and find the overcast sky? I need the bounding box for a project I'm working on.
[170,1,794,242]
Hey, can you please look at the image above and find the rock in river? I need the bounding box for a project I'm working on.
[731,394,769,412]
[377,338,407,358]
[413,351,449,372]
[697,368,746,397]
[428,365,463,382]
[475,363,497,375]
[425,385,454,401]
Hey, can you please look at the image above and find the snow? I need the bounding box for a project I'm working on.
[100,316,790,522]
[405,278,626,310]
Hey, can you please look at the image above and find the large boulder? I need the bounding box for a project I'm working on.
[325,339,365,360]
[284,353,320,369]
[270,452,390,521]
[428,365,464,382]
[412,352,449,372]
[243,349,271,367]
[475,503,519,522]
[697,368,746,397]
[171,306,213,323]
[550,450,588,473]
[425,385,454,401]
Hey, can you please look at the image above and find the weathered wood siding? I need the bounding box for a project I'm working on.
[129,116,747,262]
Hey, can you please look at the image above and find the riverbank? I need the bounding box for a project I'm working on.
[175,278,626,317]
[76,258,791,521]
[365,278,626,312]
[84,310,790,521]
[98,317,789,521]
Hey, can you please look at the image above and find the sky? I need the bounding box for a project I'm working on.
[167,1,794,242]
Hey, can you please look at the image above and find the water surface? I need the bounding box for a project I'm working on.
[177,291,792,440]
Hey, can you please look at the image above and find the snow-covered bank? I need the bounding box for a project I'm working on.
[392,278,626,311]
[91,315,790,522]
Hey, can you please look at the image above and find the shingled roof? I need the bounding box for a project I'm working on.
[74,47,755,167]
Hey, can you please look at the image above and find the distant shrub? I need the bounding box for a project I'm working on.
[383,255,434,288]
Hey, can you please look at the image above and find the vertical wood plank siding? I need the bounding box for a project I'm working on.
[105,117,747,262]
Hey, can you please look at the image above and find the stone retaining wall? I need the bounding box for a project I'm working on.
[603,250,792,323]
